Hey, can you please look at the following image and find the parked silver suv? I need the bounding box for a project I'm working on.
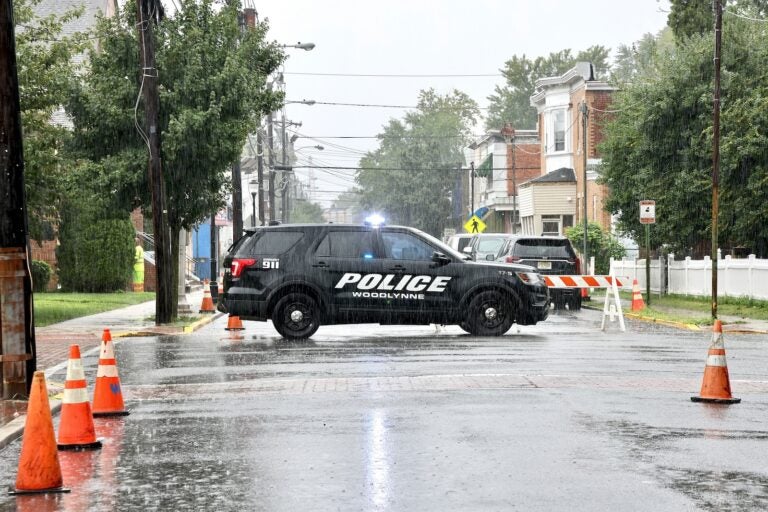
[495,235,582,310]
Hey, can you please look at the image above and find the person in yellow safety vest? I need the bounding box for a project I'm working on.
[133,236,144,292]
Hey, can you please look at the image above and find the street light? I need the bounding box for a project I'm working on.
[285,99,316,106]
[248,179,259,227]
[294,145,324,152]
[281,42,315,51]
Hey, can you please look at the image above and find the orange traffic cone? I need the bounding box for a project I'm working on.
[691,320,741,404]
[92,329,130,417]
[631,279,645,311]
[199,279,215,314]
[57,345,102,451]
[10,371,70,495]
[225,315,244,331]
[580,287,590,301]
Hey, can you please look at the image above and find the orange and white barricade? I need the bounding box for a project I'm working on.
[544,274,631,331]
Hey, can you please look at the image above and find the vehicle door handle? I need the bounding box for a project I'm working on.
[312,262,329,268]
[388,265,407,272]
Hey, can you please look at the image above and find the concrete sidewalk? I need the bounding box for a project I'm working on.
[585,293,768,334]
[0,289,223,448]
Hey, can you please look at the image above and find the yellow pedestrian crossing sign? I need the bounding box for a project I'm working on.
[464,215,486,233]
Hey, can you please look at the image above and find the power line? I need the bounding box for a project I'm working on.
[287,100,489,110]
[284,71,502,78]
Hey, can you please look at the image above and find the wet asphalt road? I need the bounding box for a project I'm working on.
[1,308,767,511]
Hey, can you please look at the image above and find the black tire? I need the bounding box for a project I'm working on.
[272,293,320,340]
[552,298,566,310]
[465,290,515,336]
[568,295,582,311]
[459,321,472,334]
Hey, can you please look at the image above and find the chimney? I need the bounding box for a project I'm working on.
[244,8,257,29]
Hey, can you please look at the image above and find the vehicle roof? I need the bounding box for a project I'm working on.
[244,223,420,233]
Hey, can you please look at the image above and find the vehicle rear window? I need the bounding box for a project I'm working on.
[477,237,506,253]
[513,239,574,259]
[315,230,375,259]
[240,231,303,255]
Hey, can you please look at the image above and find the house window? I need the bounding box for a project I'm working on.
[542,215,561,236]
[554,110,565,151]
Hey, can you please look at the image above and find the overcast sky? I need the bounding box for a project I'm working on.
[254,0,671,204]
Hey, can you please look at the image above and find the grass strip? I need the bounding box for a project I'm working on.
[34,292,155,327]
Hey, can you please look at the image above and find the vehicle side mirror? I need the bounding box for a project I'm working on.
[431,251,451,266]
[462,246,473,254]
[485,254,495,261]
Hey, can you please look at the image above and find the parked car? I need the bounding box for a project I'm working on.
[445,233,475,254]
[464,233,509,262]
[495,235,582,310]
[219,222,550,339]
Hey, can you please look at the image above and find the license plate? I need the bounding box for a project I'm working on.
[537,261,552,270]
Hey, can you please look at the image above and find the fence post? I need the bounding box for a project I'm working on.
[748,254,755,299]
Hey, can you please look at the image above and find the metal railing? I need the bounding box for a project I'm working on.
[136,231,202,284]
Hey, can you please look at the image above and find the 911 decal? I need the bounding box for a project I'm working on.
[262,258,279,269]
[335,273,451,300]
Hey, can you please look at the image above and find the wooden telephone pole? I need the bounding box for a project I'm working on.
[0,0,35,398]
[136,0,172,323]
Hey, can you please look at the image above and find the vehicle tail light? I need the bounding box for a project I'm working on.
[231,258,257,278]
[505,256,522,263]
[574,258,582,274]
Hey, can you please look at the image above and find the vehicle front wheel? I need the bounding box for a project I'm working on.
[568,295,582,311]
[272,293,320,340]
[465,290,515,336]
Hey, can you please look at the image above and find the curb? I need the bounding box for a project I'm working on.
[584,304,702,331]
[0,313,224,450]
[111,312,224,338]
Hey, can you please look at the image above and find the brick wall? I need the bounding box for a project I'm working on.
[508,142,541,196]
[30,240,58,291]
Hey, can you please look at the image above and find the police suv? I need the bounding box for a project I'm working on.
[218,221,550,339]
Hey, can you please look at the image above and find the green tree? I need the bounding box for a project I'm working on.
[565,222,625,275]
[66,0,284,316]
[356,89,479,237]
[486,46,610,130]
[290,199,325,223]
[600,13,768,257]
[13,0,88,241]
[668,0,768,41]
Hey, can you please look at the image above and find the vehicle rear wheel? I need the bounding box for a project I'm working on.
[465,290,515,336]
[272,293,320,340]
[568,295,582,311]
[552,297,566,310]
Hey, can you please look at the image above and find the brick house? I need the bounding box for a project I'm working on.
[466,128,541,233]
[529,62,615,236]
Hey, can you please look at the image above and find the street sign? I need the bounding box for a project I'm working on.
[639,200,655,224]
[464,215,486,233]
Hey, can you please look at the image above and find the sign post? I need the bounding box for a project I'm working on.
[640,200,656,306]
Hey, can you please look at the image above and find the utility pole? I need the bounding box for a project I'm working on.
[281,116,289,223]
[470,161,475,219]
[231,159,243,241]
[711,0,723,320]
[502,123,516,234]
[256,130,266,225]
[267,111,276,223]
[209,213,217,301]
[0,0,35,398]
[136,0,172,324]
[580,100,589,273]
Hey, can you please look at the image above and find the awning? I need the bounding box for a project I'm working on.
[475,153,493,178]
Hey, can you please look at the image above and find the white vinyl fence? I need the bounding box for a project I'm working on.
[610,254,768,300]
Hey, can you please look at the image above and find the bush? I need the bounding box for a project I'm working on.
[566,222,626,274]
[58,215,135,292]
[30,260,53,292]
